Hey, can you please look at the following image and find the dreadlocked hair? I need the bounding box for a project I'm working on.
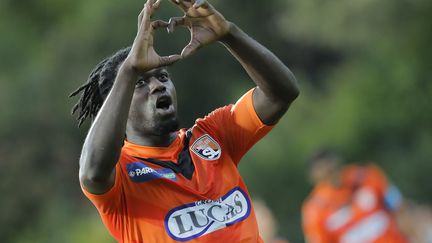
[70,47,131,127]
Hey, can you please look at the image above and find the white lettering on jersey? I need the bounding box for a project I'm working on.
[340,211,389,243]
[164,187,250,241]
[326,206,353,231]
[354,188,377,211]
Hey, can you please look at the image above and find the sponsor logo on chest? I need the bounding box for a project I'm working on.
[190,134,221,160]
[164,187,251,241]
[127,162,176,182]
[340,211,390,243]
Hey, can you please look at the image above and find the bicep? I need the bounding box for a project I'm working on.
[79,167,116,195]
[80,164,122,214]
[252,87,290,125]
[78,139,120,195]
[224,89,274,163]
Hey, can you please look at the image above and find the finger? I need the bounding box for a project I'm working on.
[193,0,208,9]
[140,1,157,32]
[144,0,157,16]
[137,7,145,29]
[169,0,181,7]
[160,54,182,66]
[144,0,154,12]
[151,20,169,30]
[170,0,193,11]
[145,0,157,6]
[153,0,163,10]
[167,17,186,33]
[181,39,201,58]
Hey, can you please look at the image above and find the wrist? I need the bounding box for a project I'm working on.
[123,56,156,75]
[219,22,240,45]
[119,59,140,80]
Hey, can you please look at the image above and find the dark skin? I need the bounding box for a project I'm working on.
[79,0,299,195]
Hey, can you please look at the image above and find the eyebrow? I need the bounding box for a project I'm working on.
[139,68,168,80]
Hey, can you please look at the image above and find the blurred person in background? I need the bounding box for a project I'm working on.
[253,199,290,243]
[302,149,409,243]
[70,0,299,242]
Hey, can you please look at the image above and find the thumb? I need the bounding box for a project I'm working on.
[181,39,202,58]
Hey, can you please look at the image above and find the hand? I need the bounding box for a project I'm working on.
[127,0,182,73]
[168,0,231,57]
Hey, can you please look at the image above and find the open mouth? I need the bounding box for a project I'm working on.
[156,95,173,110]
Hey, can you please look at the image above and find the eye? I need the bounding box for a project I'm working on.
[158,72,169,82]
[136,78,147,88]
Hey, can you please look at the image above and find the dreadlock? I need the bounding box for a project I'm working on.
[70,47,131,127]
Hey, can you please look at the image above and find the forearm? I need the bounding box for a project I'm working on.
[80,62,137,183]
[220,23,299,103]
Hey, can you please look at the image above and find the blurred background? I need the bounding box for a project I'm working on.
[0,0,431,242]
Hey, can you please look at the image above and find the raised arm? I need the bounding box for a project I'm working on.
[168,0,299,124]
[221,25,299,124]
[79,0,181,194]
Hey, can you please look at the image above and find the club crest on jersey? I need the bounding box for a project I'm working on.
[164,187,251,242]
[190,134,221,160]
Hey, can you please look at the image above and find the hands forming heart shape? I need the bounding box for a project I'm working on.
[127,0,231,73]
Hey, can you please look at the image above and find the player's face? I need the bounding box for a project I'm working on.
[309,159,338,184]
[127,67,179,136]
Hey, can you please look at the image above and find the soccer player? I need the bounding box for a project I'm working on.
[302,150,409,243]
[70,0,299,242]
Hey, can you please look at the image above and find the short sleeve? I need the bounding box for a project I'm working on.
[302,203,331,243]
[81,162,123,214]
[366,164,403,212]
[196,88,275,165]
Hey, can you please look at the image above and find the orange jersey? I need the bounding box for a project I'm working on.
[82,89,274,243]
[302,164,408,243]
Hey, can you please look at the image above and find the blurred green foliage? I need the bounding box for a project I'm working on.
[0,0,430,242]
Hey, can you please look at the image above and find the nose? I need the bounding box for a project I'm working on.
[148,77,166,94]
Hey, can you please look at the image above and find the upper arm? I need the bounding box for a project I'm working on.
[302,204,330,243]
[367,165,403,211]
[252,87,292,125]
[80,163,123,214]
[78,143,118,195]
[79,166,116,195]
[198,89,274,164]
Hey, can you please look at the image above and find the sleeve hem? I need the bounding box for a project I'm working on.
[244,88,276,129]
[81,165,121,201]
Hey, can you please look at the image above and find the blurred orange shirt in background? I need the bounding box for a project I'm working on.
[82,89,273,243]
[302,164,409,243]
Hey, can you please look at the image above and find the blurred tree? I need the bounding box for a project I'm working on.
[0,0,430,242]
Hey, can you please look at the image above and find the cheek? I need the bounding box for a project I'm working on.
[130,95,139,114]
[311,167,325,181]
[128,102,139,121]
[169,87,178,106]
[129,93,149,118]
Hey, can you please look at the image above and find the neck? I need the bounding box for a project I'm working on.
[126,131,178,147]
